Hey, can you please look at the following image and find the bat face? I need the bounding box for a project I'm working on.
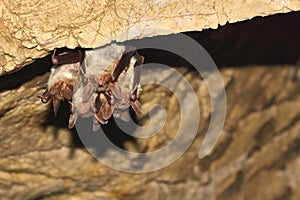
[38,43,144,131]
[38,62,79,115]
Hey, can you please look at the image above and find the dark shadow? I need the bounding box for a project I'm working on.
[0,55,52,92]
[101,111,138,150]
[71,109,138,156]
[186,11,300,67]
[138,11,300,68]
[40,97,137,152]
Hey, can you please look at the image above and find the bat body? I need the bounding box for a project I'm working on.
[39,43,144,130]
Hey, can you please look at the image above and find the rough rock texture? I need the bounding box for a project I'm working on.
[1,0,300,74]
[0,62,299,199]
[1,5,300,200]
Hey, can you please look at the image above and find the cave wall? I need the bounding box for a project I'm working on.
[0,60,299,200]
[0,1,300,200]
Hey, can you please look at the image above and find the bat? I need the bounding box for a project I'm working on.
[38,43,144,131]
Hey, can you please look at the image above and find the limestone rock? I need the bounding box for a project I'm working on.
[0,3,300,199]
[0,62,299,199]
[0,0,300,74]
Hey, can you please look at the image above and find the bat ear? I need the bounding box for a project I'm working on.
[94,93,102,113]
[101,102,114,120]
[68,112,78,129]
[131,100,142,116]
[52,98,60,116]
[94,111,108,125]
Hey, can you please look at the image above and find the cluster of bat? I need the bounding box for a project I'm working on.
[38,43,144,131]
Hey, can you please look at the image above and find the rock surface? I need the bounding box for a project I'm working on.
[0,60,299,199]
[1,0,300,74]
[1,5,300,200]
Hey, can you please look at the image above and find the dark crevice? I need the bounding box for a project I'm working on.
[135,12,300,70]
[246,118,276,158]
[218,170,244,199]
[186,11,300,67]
[247,137,300,182]
[273,186,292,200]
[0,55,52,92]
[279,113,300,134]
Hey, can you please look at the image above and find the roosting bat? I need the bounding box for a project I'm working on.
[38,43,144,131]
